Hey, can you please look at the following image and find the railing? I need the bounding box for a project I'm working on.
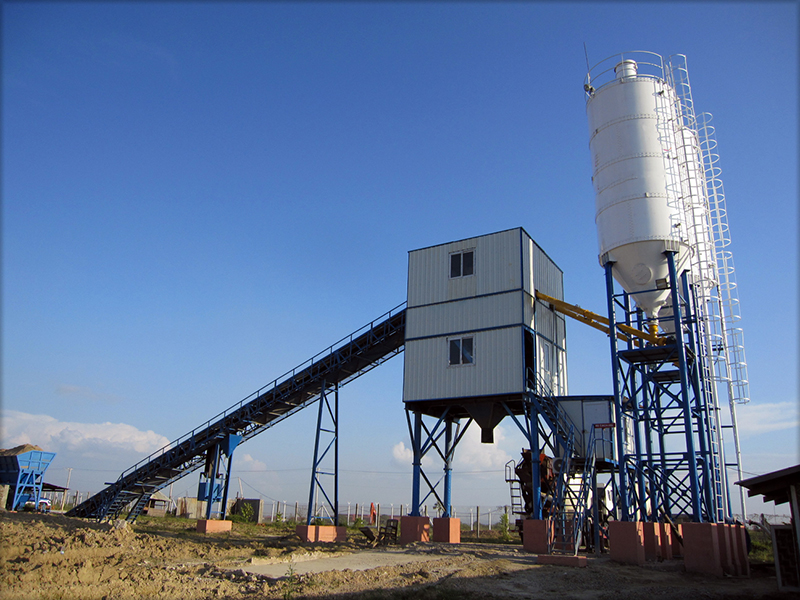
[117,303,406,482]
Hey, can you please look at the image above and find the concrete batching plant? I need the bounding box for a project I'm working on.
[68,51,752,570]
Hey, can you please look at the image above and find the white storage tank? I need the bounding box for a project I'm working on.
[585,52,692,319]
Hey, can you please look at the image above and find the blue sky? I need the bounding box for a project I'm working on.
[3,2,797,519]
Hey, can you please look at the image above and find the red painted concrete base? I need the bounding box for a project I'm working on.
[642,522,662,561]
[659,523,673,560]
[672,523,684,558]
[400,516,430,544]
[295,525,347,543]
[608,521,645,565]
[682,523,723,577]
[432,517,461,543]
[536,554,588,567]
[523,519,551,554]
[196,519,232,533]
[716,523,734,575]
[731,523,750,577]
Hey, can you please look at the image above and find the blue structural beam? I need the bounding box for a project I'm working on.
[306,382,339,525]
[604,253,724,523]
[68,304,406,522]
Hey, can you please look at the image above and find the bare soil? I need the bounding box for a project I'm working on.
[0,512,789,599]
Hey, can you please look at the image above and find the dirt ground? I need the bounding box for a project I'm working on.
[0,512,790,600]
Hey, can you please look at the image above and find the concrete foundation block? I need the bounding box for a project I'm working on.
[609,521,645,565]
[400,516,430,544]
[716,523,735,575]
[295,525,347,543]
[659,523,673,560]
[672,523,684,558]
[682,522,723,577]
[642,522,662,561]
[730,524,751,577]
[196,519,232,534]
[432,517,461,544]
[536,554,588,567]
[523,519,551,554]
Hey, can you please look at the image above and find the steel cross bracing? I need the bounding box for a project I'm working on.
[605,254,727,523]
[67,304,406,522]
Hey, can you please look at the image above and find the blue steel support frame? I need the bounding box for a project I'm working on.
[605,261,632,521]
[199,433,242,520]
[306,381,339,525]
[666,252,704,521]
[11,451,56,511]
[605,252,723,523]
[406,408,468,518]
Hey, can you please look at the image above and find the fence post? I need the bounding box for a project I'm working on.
[477,506,480,539]
[294,501,299,522]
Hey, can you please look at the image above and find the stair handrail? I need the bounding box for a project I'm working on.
[118,302,407,481]
[548,422,575,554]
[569,425,598,555]
[69,303,407,520]
[528,369,583,457]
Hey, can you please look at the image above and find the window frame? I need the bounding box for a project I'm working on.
[448,336,475,367]
[449,249,475,279]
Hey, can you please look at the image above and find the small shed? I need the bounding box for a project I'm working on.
[738,464,800,592]
[142,490,172,517]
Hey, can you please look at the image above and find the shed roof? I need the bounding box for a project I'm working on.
[737,464,800,505]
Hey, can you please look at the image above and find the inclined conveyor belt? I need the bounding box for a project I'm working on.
[67,304,406,521]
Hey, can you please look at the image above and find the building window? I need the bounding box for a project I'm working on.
[540,340,551,373]
[450,250,474,278]
[449,337,474,366]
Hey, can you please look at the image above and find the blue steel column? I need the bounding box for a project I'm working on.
[306,383,327,526]
[205,444,221,520]
[410,411,422,517]
[220,450,233,520]
[605,261,630,521]
[666,252,703,522]
[624,296,647,522]
[529,401,542,519]
[681,271,716,521]
[334,382,339,525]
[442,419,453,518]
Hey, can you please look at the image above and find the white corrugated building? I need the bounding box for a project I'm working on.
[403,228,567,441]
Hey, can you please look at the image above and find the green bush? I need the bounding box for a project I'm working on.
[749,528,774,563]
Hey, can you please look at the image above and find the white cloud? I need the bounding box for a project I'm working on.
[453,423,512,471]
[235,453,268,472]
[392,441,413,465]
[390,422,514,473]
[735,402,800,436]
[1,410,170,458]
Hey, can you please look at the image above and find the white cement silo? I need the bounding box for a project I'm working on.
[585,53,691,319]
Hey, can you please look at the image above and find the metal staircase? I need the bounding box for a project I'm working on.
[505,460,525,527]
[548,426,598,555]
[68,304,406,522]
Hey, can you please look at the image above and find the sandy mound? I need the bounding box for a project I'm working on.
[0,512,786,600]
